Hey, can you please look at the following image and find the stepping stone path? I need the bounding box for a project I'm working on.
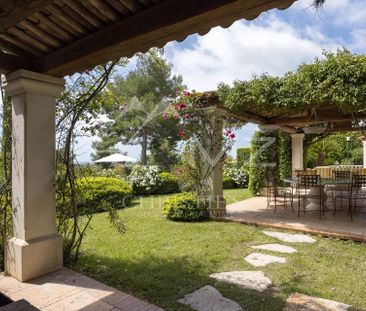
[263,230,317,243]
[178,285,242,311]
[209,271,272,292]
[284,293,351,311]
[245,252,286,267]
[252,243,297,254]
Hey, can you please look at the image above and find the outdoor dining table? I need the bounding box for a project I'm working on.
[283,177,352,211]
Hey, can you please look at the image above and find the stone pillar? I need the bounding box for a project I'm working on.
[363,139,366,168]
[3,70,64,282]
[291,133,305,172]
[208,117,226,216]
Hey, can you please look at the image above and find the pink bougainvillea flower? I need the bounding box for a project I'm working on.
[175,103,186,110]
[226,129,232,134]
[229,133,235,139]
[178,130,186,137]
[183,91,191,96]
[163,112,169,120]
[183,113,190,119]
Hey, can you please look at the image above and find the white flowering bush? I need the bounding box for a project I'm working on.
[223,166,249,188]
[128,165,160,195]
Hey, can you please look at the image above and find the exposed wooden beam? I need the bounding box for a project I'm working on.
[0,0,56,33]
[270,111,366,126]
[326,126,366,133]
[0,52,33,74]
[215,107,269,124]
[33,0,296,76]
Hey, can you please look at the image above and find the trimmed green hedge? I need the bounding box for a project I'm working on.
[156,172,180,194]
[76,177,133,213]
[248,130,292,195]
[223,176,236,189]
[237,147,250,168]
[163,193,208,222]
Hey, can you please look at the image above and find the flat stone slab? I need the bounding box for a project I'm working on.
[252,244,297,254]
[284,293,351,311]
[209,271,272,292]
[178,285,242,311]
[263,231,316,243]
[245,252,286,267]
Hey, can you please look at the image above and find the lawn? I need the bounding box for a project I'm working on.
[71,189,366,311]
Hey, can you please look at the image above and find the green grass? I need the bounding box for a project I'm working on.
[71,189,366,311]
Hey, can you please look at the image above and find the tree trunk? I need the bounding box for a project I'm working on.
[141,129,148,165]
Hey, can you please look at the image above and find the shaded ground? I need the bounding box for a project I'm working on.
[71,189,366,311]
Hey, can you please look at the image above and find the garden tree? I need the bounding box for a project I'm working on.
[96,48,183,167]
[91,136,120,161]
[304,132,363,167]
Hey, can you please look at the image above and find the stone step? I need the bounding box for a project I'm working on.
[245,252,287,267]
[284,293,351,311]
[178,285,242,311]
[209,271,272,292]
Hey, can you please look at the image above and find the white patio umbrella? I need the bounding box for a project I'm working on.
[94,153,138,163]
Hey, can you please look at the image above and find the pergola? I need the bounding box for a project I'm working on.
[0,0,299,282]
[200,91,366,172]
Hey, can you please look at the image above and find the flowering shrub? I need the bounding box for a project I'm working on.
[164,90,236,149]
[224,166,249,188]
[163,193,208,222]
[128,165,160,195]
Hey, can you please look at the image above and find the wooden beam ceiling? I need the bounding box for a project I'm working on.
[0,52,33,73]
[32,0,296,76]
[270,110,366,126]
[0,1,56,33]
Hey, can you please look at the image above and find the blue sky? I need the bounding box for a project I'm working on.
[75,0,366,163]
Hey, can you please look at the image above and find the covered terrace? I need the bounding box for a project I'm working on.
[0,0,307,310]
[198,79,366,241]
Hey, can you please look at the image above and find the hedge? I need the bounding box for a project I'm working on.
[76,177,133,213]
[163,193,208,221]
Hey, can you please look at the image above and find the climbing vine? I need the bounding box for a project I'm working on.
[217,50,366,116]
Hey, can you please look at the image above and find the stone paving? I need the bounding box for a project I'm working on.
[284,293,351,311]
[209,271,272,292]
[252,243,297,254]
[178,229,351,311]
[178,285,242,311]
[244,252,287,267]
[263,230,317,243]
[0,268,163,311]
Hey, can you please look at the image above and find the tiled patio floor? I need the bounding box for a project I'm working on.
[0,268,163,311]
[224,196,366,242]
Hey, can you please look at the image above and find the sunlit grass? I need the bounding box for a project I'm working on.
[71,189,366,311]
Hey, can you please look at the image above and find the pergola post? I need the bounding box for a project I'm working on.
[291,133,305,172]
[208,117,226,216]
[3,69,64,282]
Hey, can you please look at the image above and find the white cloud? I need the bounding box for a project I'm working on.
[165,16,332,91]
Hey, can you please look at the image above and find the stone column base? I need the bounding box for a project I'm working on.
[208,196,227,217]
[5,234,63,282]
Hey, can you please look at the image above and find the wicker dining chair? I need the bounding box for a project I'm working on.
[296,174,324,220]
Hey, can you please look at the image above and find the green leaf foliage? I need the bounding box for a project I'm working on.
[163,193,208,222]
[75,177,133,214]
[248,130,292,195]
[217,50,366,115]
[156,172,180,195]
